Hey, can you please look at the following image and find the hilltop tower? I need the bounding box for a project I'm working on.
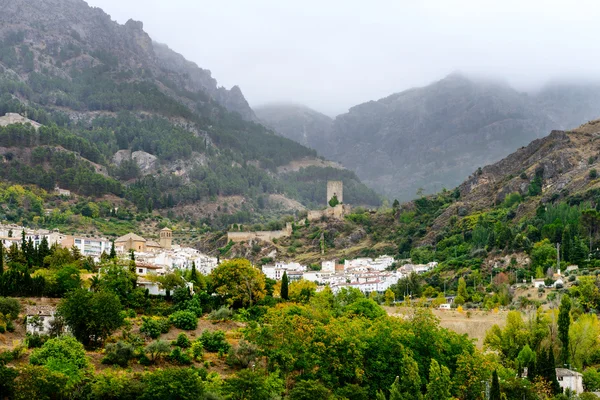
[327,181,343,208]
[159,227,172,250]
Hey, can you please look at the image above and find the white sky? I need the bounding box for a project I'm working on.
[87,0,600,116]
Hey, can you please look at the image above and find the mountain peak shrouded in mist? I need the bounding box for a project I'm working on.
[258,73,600,201]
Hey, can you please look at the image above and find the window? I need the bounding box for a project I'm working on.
[138,269,144,273]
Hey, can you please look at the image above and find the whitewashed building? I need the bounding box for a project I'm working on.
[556,368,583,393]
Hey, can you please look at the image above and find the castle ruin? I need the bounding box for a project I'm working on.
[327,180,343,207]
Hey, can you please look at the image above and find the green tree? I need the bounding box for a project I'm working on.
[141,368,204,400]
[11,365,69,400]
[0,241,4,275]
[109,240,116,259]
[288,380,333,400]
[29,335,89,386]
[329,194,340,208]
[490,370,501,400]
[210,258,266,307]
[384,289,395,306]
[581,209,600,254]
[457,277,469,301]
[425,359,451,400]
[280,271,289,300]
[558,295,571,365]
[57,289,124,346]
[222,368,284,400]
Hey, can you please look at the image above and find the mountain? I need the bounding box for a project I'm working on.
[0,0,380,231]
[254,104,333,150]
[259,74,600,203]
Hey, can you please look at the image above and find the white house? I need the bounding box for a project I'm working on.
[556,368,583,393]
[322,260,336,273]
[532,278,546,288]
[25,306,57,335]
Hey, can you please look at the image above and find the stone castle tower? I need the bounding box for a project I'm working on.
[159,227,172,250]
[327,181,343,208]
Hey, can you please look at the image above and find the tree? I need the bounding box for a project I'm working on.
[329,194,340,208]
[581,209,600,254]
[57,289,124,346]
[210,258,266,308]
[490,370,501,400]
[288,279,317,303]
[425,359,451,400]
[11,365,69,400]
[222,368,284,400]
[457,277,469,301]
[29,335,89,386]
[558,295,571,365]
[109,240,116,259]
[280,271,289,300]
[0,241,4,275]
[141,368,204,400]
[144,339,171,362]
[569,313,600,369]
[384,289,395,306]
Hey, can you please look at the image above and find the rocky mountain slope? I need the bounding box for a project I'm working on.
[254,104,333,150]
[258,74,600,202]
[0,0,380,228]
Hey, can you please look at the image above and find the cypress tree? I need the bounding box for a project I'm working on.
[490,370,501,400]
[547,348,561,394]
[20,230,26,258]
[0,241,4,275]
[109,240,116,259]
[281,271,289,300]
[558,295,571,365]
[190,261,198,285]
[38,236,49,267]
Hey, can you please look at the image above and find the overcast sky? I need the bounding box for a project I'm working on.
[87,0,600,116]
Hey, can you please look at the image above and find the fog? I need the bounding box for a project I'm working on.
[87,0,600,116]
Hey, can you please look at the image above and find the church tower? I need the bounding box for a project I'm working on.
[159,227,172,250]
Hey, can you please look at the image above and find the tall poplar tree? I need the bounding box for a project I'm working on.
[558,295,571,365]
[281,271,289,300]
[490,370,501,400]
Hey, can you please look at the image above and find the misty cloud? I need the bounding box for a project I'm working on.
[87,0,600,116]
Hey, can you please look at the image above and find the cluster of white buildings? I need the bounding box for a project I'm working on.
[261,256,439,295]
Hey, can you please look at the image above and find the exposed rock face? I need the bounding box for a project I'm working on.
[131,151,158,173]
[0,113,42,129]
[0,0,255,120]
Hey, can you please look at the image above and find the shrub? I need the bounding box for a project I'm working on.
[0,297,21,320]
[226,340,258,368]
[26,334,47,349]
[191,340,204,361]
[140,317,170,339]
[208,306,233,322]
[173,332,191,348]
[30,335,89,385]
[169,310,197,330]
[144,339,171,362]
[102,341,136,367]
[200,330,231,353]
[591,169,598,179]
[168,347,192,365]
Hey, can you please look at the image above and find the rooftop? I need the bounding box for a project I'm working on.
[115,232,147,243]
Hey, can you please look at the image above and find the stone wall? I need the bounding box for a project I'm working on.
[227,223,293,243]
[307,204,351,221]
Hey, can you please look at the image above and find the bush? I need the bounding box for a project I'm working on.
[591,169,598,179]
[144,339,171,362]
[173,332,191,348]
[200,330,231,353]
[140,317,170,339]
[208,306,233,322]
[226,340,258,368]
[168,347,192,365]
[169,310,197,330]
[191,340,204,361]
[26,334,47,349]
[0,297,21,320]
[102,341,136,367]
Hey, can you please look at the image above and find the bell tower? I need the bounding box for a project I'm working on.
[159,227,172,250]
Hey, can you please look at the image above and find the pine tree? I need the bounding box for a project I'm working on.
[425,359,451,400]
[109,240,116,259]
[490,370,501,400]
[558,295,571,365]
[281,271,289,300]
